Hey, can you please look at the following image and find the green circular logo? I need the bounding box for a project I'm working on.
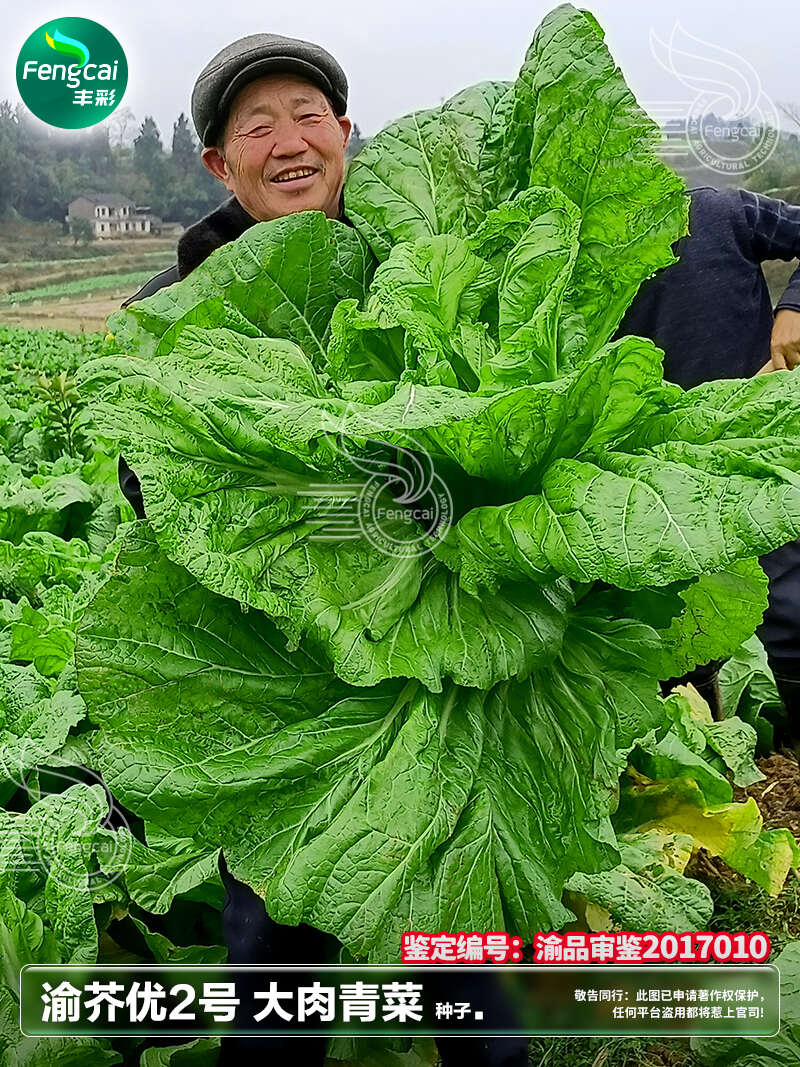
[16,17,127,129]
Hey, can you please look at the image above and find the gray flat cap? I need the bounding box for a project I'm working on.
[191,33,348,145]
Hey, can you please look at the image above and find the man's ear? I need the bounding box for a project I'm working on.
[201,145,233,187]
[337,114,352,150]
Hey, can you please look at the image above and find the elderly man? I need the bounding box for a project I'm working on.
[121,34,528,1067]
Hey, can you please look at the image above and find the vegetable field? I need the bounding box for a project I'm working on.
[0,272,157,306]
[2,5,800,1065]
[0,239,175,333]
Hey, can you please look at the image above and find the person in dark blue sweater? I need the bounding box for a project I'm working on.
[614,184,800,737]
[615,185,800,386]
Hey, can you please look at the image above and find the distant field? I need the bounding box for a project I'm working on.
[0,295,128,332]
[0,249,171,270]
[0,271,156,305]
[0,231,175,332]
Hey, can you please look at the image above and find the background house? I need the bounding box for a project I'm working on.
[66,194,161,238]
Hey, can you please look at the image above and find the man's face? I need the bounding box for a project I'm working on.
[201,73,351,221]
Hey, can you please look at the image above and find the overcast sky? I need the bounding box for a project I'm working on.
[4,0,799,142]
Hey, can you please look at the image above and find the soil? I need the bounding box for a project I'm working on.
[0,294,123,332]
[734,750,800,839]
[686,748,800,886]
[685,846,747,891]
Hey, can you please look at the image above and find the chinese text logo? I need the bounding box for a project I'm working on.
[16,18,127,129]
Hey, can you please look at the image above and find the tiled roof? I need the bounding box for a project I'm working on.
[70,193,135,207]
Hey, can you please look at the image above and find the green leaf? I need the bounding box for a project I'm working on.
[128,914,225,966]
[139,1039,221,1067]
[326,235,497,390]
[0,785,116,972]
[9,595,77,678]
[0,531,101,599]
[566,829,714,931]
[471,187,583,389]
[0,663,85,800]
[96,826,222,915]
[663,687,763,790]
[657,559,768,678]
[434,445,800,596]
[76,526,665,961]
[345,83,512,260]
[0,888,119,1067]
[79,351,577,691]
[508,4,689,355]
[0,461,92,544]
[0,886,61,985]
[0,987,121,1067]
[326,1035,437,1066]
[631,728,735,807]
[719,635,784,753]
[439,82,516,209]
[582,558,768,682]
[105,213,374,367]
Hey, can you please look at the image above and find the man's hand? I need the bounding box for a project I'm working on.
[769,308,800,370]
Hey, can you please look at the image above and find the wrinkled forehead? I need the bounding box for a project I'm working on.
[228,73,332,125]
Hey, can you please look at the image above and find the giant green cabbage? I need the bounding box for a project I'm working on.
[74,4,800,961]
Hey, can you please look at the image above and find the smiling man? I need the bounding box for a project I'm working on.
[132,32,352,286]
[122,34,349,303]
[120,33,528,1067]
[199,70,351,222]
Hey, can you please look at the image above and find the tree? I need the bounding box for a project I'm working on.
[133,115,169,206]
[134,117,165,179]
[81,125,114,176]
[134,115,162,168]
[171,112,197,175]
[70,217,95,246]
[108,106,137,148]
[0,97,224,225]
[0,101,25,217]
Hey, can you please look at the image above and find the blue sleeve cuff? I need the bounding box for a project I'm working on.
[776,268,800,312]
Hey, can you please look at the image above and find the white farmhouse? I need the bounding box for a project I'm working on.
[66,194,161,238]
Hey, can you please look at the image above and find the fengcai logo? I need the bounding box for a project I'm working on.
[16,17,127,129]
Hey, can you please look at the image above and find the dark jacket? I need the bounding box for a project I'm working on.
[614,185,800,388]
[121,195,258,308]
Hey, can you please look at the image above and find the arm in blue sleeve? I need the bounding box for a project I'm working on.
[738,188,800,311]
